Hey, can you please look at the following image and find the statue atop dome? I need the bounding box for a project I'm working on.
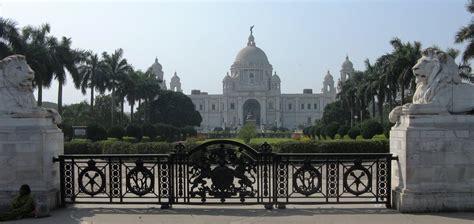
[250,25,254,35]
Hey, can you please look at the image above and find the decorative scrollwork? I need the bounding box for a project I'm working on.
[343,160,372,196]
[259,142,272,154]
[293,161,321,196]
[126,159,154,196]
[188,142,257,202]
[174,143,186,154]
[78,160,106,196]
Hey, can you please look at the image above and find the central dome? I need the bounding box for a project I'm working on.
[235,45,269,65]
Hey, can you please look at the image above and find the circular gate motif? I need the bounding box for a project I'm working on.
[78,160,106,196]
[293,163,321,196]
[343,161,372,196]
[126,160,154,196]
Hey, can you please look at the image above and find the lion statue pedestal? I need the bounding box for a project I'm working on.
[389,49,474,212]
[0,55,63,210]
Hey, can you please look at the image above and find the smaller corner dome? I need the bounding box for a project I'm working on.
[151,57,162,70]
[324,70,334,81]
[271,72,281,82]
[342,55,353,69]
[171,71,180,81]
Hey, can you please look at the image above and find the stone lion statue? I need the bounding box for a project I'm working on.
[0,55,61,124]
[389,48,474,123]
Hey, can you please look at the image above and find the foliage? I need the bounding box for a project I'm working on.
[321,101,350,125]
[238,124,257,144]
[361,120,384,139]
[108,126,125,140]
[324,122,340,139]
[347,127,361,140]
[86,124,108,142]
[149,91,202,127]
[93,95,128,128]
[275,140,388,153]
[337,125,350,139]
[61,101,91,126]
[59,123,73,140]
[455,1,474,62]
[142,123,157,140]
[125,124,143,141]
[65,139,389,155]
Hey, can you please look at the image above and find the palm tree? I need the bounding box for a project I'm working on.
[101,49,131,126]
[79,52,109,114]
[389,38,421,105]
[136,69,162,123]
[455,1,474,62]
[124,69,141,122]
[49,36,84,114]
[19,24,55,106]
[0,17,22,58]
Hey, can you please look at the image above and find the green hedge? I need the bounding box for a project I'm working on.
[274,140,388,153]
[64,139,388,154]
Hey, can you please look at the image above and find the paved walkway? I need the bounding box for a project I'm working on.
[3,204,474,224]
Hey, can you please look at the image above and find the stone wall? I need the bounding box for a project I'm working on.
[0,118,63,210]
[390,115,474,212]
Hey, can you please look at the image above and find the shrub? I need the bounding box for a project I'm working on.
[86,124,108,142]
[337,125,350,139]
[384,122,393,139]
[314,126,321,140]
[142,123,157,140]
[126,124,143,141]
[238,124,257,144]
[213,127,224,132]
[181,126,198,138]
[324,122,340,139]
[347,127,361,140]
[108,126,125,140]
[64,139,389,155]
[275,140,388,153]
[361,120,384,139]
[59,123,73,141]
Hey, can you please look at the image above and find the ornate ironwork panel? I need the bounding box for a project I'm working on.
[55,140,393,208]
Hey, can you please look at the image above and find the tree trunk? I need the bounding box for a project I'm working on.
[58,82,63,115]
[37,84,43,106]
[130,103,134,123]
[378,95,384,124]
[120,99,124,125]
[350,105,354,127]
[111,85,115,127]
[401,85,405,106]
[372,95,376,118]
[90,85,94,114]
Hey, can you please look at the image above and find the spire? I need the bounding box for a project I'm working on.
[155,57,158,63]
[247,25,256,47]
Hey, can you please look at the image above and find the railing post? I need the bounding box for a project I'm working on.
[58,156,66,208]
[386,154,393,209]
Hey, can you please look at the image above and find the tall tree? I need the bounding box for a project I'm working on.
[49,36,84,114]
[19,24,55,106]
[101,49,131,126]
[79,53,109,114]
[389,38,421,105]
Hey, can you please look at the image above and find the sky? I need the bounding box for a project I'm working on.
[0,0,471,111]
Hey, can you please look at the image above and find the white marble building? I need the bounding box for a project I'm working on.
[149,29,354,130]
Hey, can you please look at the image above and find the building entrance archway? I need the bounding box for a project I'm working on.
[242,99,260,126]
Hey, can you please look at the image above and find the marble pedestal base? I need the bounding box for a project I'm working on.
[0,118,63,210]
[390,115,474,212]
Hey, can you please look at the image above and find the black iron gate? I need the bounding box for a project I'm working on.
[54,140,394,209]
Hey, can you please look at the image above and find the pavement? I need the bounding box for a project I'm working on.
[2,204,474,224]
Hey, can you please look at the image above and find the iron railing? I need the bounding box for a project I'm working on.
[54,140,394,209]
